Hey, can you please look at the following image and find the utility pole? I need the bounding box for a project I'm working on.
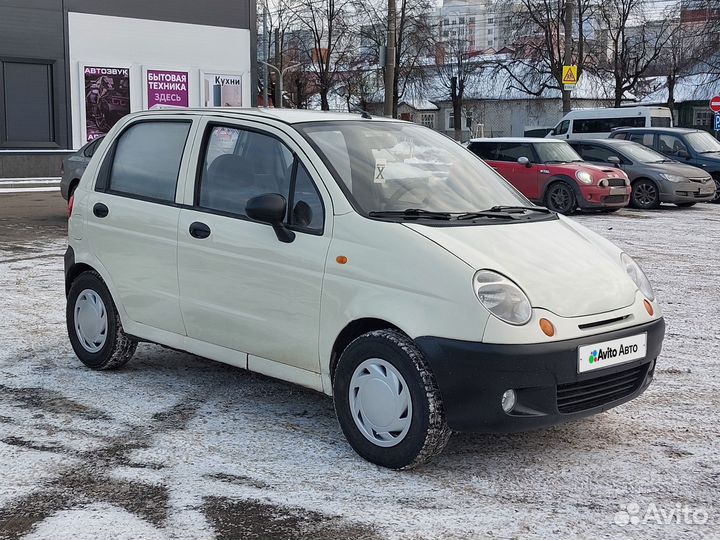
[262,6,269,107]
[383,0,396,117]
[562,0,573,114]
[260,62,300,108]
[274,27,281,108]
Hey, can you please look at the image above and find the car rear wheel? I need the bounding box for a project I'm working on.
[544,182,576,214]
[631,179,660,209]
[333,329,451,469]
[675,202,696,208]
[67,271,137,370]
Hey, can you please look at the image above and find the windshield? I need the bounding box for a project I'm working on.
[685,132,720,153]
[619,141,671,163]
[534,142,582,163]
[297,121,529,214]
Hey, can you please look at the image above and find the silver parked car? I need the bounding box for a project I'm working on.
[60,137,105,200]
[569,138,716,209]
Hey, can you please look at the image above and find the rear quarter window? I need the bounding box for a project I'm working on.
[468,142,496,160]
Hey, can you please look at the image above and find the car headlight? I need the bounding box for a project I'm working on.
[661,173,686,183]
[621,253,655,301]
[473,270,532,325]
[576,171,593,184]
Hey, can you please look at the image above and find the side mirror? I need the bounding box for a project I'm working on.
[246,193,295,243]
[607,156,621,166]
[677,149,690,159]
[517,156,532,168]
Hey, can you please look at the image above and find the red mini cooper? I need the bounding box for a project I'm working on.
[466,138,631,214]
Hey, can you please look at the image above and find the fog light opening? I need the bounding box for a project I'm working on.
[539,318,555,337]
[643,299,654,316]
[501,389,517,413]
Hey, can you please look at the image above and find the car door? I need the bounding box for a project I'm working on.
[177,119,331,373]
[495,142,540,199]
[87,118,195,335]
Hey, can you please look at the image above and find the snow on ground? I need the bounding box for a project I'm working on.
[1,204,719,539]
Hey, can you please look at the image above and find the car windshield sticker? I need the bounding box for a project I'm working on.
[375,159,387,183]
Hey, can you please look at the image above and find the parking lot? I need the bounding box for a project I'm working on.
[0,191,718,540]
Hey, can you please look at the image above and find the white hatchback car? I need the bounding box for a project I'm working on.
[65,109,665,469]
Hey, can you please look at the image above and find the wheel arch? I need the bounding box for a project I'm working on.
[540,175,580,201]
[329,318,404,382]
[65,262,98,296]
[68,178,81,197]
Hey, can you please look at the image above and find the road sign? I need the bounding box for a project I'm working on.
[711,96,720,113]
[562,65,578,91]
[715,113,720,132]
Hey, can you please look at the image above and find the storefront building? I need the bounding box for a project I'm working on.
[0,0,256,177]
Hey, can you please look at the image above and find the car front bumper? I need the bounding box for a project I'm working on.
[415,318,665,432]
[660,181,716,203]
[578,185,631,209]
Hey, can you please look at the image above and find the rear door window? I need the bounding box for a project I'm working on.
[106,121,191,202]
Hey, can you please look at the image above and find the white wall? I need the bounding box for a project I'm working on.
[68,12,252,148]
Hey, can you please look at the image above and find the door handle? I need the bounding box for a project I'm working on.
[189,221,211,239]
[93,203,109,218]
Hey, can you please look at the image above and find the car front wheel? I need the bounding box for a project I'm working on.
[333,329,451,469]
[631,179,660,209]
[544,182,577,214]
[711,176,720,204]
[66,271,137,370]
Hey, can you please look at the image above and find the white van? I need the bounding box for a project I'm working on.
[65,108,665,469]
[546,107,673,140]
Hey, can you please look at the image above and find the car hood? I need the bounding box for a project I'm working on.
[635,161,710,178]
[404,218,637,318]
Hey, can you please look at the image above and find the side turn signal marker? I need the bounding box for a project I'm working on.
[539,318,555,337]
[336,256,348,265]
[644,299,654,316]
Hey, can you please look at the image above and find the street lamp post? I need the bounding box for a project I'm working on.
[260,61,301,108]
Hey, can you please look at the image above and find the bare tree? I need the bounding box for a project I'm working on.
[258,0,301,105]
[592,0,675,107]
[355,0,435,116]
[435,36,485,141]
[295,0,354,110]
[492,0,595,113]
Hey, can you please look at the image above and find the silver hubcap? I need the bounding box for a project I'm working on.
[74,289,108,353]
[349,358,412,447]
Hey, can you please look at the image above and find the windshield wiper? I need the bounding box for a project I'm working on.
[698,150,720,154]
[485,205,552,214]
[368,209,453,220]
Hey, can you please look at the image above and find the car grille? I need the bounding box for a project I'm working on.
[556,364,647,414]
[606,178,626,187]
[603,194,627,203]
[689,177,711,184]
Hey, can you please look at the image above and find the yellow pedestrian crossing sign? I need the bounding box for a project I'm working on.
[563,65,578,90]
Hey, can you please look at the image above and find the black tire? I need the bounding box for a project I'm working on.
[333,329,451,469]
[710,176,720,204]
[66,271,137,370]
[675,202,696,208]
[631,179,660,209]
[544,182,576,214]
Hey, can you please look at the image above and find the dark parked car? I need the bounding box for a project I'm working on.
[60,136,105,200]
[569,138,716,209]
[609,127,720,203]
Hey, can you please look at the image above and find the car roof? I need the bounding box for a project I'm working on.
[468,137,564,143]
[569,138,631,146]
[611,127,701,134]
[126,107,393,125]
